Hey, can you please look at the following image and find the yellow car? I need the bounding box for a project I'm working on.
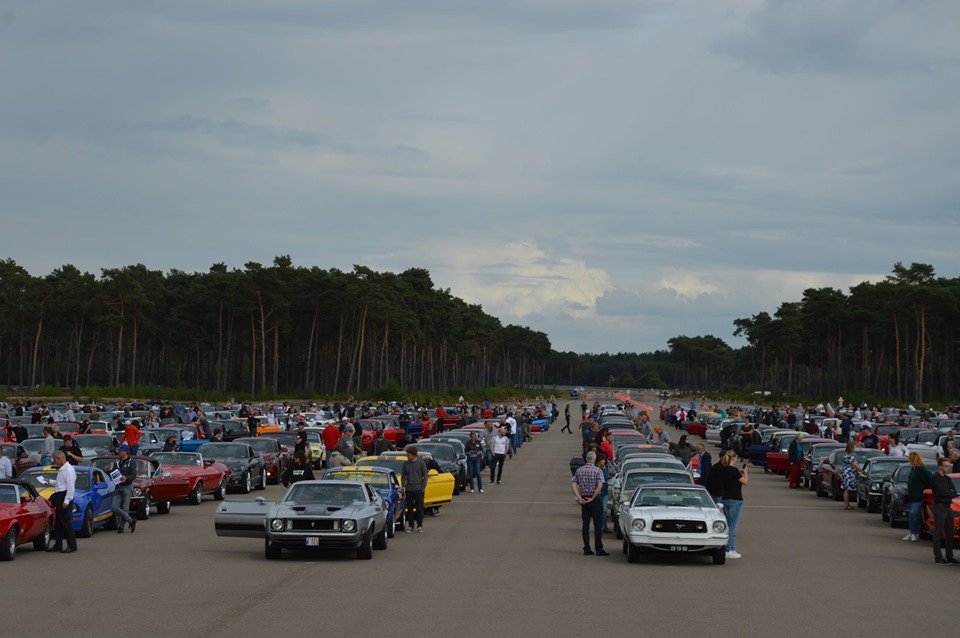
[355,453,455,511]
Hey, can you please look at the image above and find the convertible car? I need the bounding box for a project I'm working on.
[618,485,728,565]
[214,479,391,560]
[0,480,55,560]
[19,466,116,537]
[323,466,405,536]
[0,442,40,477]
[196,442,267,494]
[150,452,231,509]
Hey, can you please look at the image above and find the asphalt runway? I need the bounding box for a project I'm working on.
[5,396,955,637]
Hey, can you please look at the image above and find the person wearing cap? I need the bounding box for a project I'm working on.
[111,445,138,534]
[161,434,179,452]
[859,425,879,449]
[59,436,84,465]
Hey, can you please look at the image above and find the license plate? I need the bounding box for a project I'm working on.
[669,545,688,552]
[305,537,319,547]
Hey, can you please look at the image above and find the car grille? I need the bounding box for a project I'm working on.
[652,519,707,533]
[290,519,337,531]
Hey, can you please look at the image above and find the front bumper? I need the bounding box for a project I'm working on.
[266,531,364,549]
[626,531,728,552]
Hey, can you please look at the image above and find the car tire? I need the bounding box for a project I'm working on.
[356,529,373,560]
[713,547,726,565]
[857,492,866,508]
[881,499,890,522]
[213,479,227,501]
[622,538,628,555]
[136,497,151,520]
[866,498,878,514]
[157,500,171,514]
[0,527,16,561]
[241,472,252,494]
[453,481,460,496]
[626,542,641,563]
[256,467,267,491]
[265,538,281,560]
[33,522,51,552]
[78,506,94,538]
[815,479,825,498]
[188,481,203,505]
[832,481,842,501]
[373,523,388,550]
[614,518,623,540]
[387,515,396,539]
[889,506,899,527]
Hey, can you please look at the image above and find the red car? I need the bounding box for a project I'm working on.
[149,451,230,510]
[355,420,380,450]
[87,455,163,520]
[922,473,960,542]
[0,442,41,477]
[235,437,290,485]
[766,437,832,475]
[0,479,55,560]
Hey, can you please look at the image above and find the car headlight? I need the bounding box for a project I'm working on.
[871,482,881,491]
[133,487,143,496]
[713,520,727,533]
[270,519,285,532]
[632,519,645,531]
[342,519,356,532]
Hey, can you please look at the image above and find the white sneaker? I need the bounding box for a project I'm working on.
[469,488,474,493]
[902,533,913,541]
[479,489,484,493]
[910,534,919,542]
[726,551,741,559]
[416,526,424,533]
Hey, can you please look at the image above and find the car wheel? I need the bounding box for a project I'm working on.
[713,547,726,565]
[188,481,203,505]
[0,527,16,561]
[136,497,151,520]
[373,522,388,550]
[622,538,628,555]
[888,506,899,527]
[815,479,825,497]
[78,507,94,538]
[157,500,171,514]
[241,472,252,494]
[614,518,623,540]
[213,479,227,501]
[832,481,842,501]
[256,467,267,491]
[866,498,879,514]
[356,529,373,560]
[265,538,281,560]
[857,492,866,508]
[626,542,641,563]
[387,515,396,538]
[453,480,460,496]
[33,522,51,552]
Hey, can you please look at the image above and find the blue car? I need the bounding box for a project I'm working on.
[322,466,405,537]
[20,465,117,537]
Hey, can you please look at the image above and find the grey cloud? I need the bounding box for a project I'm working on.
[129,115,334,150]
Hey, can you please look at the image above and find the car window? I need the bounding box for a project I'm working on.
[0,484,18,503]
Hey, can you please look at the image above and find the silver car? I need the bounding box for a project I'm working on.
[214,479,390,560]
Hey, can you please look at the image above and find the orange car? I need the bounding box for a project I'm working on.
[227,417,281,436]
[922,472,960,542]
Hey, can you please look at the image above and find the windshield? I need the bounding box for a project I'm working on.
[621,460,685,473]
[241,439,277,453]
[414,445,454,461]
[0,484,19,503]
[867,460,905,476]
[23,470,90,491]
[153,452,202,467]
[623,471,693,490]
[74,435,114,448]
[852,450,884,464]
[812,445,841,460]
[21,439,44,454]
[197,444,248,459]
[632,487,715,508]
[325,471,391,488]
[284,483,366,504]
[357,458,404,475]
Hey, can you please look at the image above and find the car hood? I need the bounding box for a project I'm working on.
[626,505,722,521]
[274,502,367,518]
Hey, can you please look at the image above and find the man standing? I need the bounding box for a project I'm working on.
[930,457,958,565]
[505,412,520,452]
[112,445,138,534]
[321,420,340,469]
[571,451,608,556]
[464,431,484,493]
[482,422,496,471]
[859,426,879,449]
[246,413,259,437]
[787,433,804,488]
[120,420,142,455]
[49,451,78,553]
[840,415,853,443]
[0,449,12,479]
[59,436,84,465]
[401,447,428,533]
[197,411,212,440]
[561,405,572,434]
[41,427,56,466]
[293,421,308,458]
[696,443,712,487]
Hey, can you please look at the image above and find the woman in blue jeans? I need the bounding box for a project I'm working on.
[717,450,748,559]
[464,432,484,493]
[905,452,933,541]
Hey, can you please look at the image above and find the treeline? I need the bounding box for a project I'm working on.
[566,263,960,404]
[0,257,552,396]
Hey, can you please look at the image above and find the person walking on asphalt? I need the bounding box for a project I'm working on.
[464,431,484,493]
[482,422,496,471]
[930,457,958,565]
[401,446,428,533]
[48,451,78,553]
[561,405,572,434]
[571,451,608,556]
[787,433,804,488]
[112,445,138,534]
[490,428,511,484]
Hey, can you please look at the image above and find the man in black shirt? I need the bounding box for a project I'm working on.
[930,457,958,565]
[246,414,259,437]
[294,422,308,457]
[112,447,139,534]
[59,437,84,465]
[859,426,879,449]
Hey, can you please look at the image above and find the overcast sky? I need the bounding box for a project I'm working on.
[1,1,958,353]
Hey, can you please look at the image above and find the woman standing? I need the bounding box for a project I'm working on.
[672,434,696,466]
[717,450,748,559]
[904,451,933,541]
[840,441,863,510]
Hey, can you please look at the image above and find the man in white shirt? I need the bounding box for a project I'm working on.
[490,428,511,485]
[0,452,13,479]
[504,414,519,454]
[50,451,78,553]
